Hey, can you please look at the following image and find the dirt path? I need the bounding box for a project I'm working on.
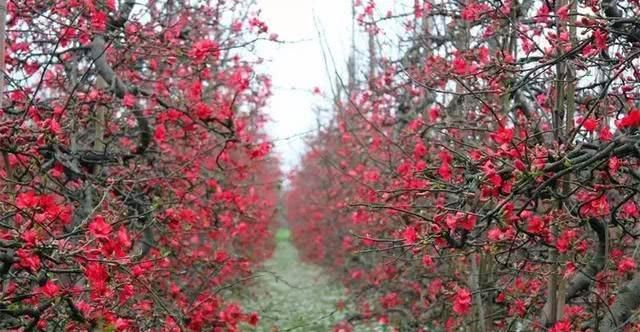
[239,229,353,331]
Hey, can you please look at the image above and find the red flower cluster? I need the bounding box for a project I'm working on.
[285,1,640,330]
[189,39,221,62]
[453,288,472,315]
[1,0,278,330]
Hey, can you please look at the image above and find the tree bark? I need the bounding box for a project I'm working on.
[600,273,640,331]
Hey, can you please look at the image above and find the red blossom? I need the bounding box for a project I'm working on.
[490,126,514,144]
[249,142,272,160]
[189,39,220,62]
[438,151,453,181]
[581,117,598,132]
[549,320,572,332]
[122,93,136,108]
[119,284,134,304]
[247,312,260,326]
[40,280,60,298]
[422,254,434,267]
[154,124,166,142]
[452,288,472,315]
[428,106,440,122]
[380,292,400,309]
[618,109,640,128]
[2,0,281,329]
[459,214,477,231]
[461,2,488,21]
[16,191,38,209]
[413,142,427,159]
[599,126,613,141]
[84,262,109,296]
[402,226,418,244]
[557,5,570,20]
[21,229,38,247]
[452,56,468,75]
[509,299,526,317]
[88,215,112,239]
[90,10,108,32]
[527,215,546,234]
[618,257,637,274]
[609,156,620,173]
[16,249,41,272]
[622,201,639,218]
[194,102,213,120]
[428,279,443,297]
[593,29,608,51]
[564,262,577,279]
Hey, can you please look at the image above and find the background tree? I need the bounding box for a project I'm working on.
[287,0,640,331]
[0,0,279,330]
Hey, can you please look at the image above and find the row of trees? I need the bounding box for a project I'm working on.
[287,0,640,331]
[0,0,279,330]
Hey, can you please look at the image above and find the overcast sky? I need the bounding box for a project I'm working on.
[257,0,352,173]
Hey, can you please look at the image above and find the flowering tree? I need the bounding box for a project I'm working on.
[287,0,640,331]
[0,0,279,330]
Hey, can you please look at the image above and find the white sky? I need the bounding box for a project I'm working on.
[258,0,352,173]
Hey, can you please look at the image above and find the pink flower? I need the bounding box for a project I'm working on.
[556,4,570,21]
[193,102,212,120]
[402,226,418,244]
[618,257,637,274]
[509,299,526,317]
[88,215,112,239]
[453,288,472,315]
[90,10,108,32]
[594,30,608,51]
[250,142,272,160]
[428,279,443,297]
[609,156,620,173]
[452,56,468,75]
[119,284,134,304]
[122,93,136,108]
[428,106,440,122]
[85,262,109,296]
[438,163,452,180]
[154,124,166,143]
[618,109,640,128]
[247,312,260,326]
[582,118,598,132]
[461,2,488,21]
[117,227,132,249]
[438,151,453,181]
[16,191,38,209]
[21,229,38,247]
[527,216,545,234]
[622,201,639,218]
[599,126,613,141]
[413,142,427,159]
[459,214,477,231]
[549,320,572,332]
[422,254,434,267]
[16,249,41,272]
[189,39,220,62]
[490,126,514,144]
[40,281,60,298]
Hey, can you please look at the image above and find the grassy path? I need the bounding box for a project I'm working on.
[239,229,353,331]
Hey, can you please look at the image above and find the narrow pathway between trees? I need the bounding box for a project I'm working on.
[240,229,355,331]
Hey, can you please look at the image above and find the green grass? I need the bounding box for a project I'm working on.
[239,238,345,331]
[237,228,383,331]
[274,228,291,243]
